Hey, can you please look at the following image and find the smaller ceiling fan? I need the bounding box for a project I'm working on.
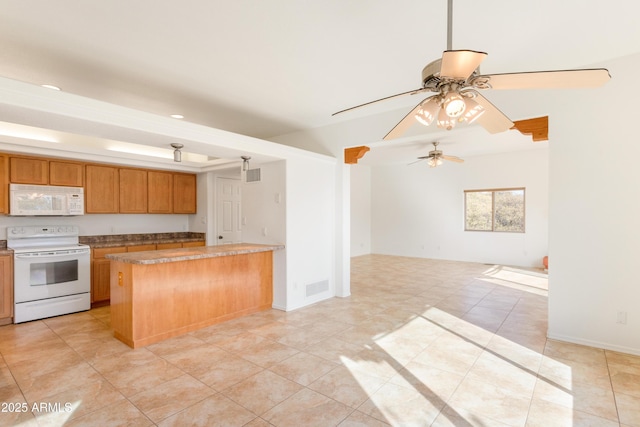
[411,142,463,168]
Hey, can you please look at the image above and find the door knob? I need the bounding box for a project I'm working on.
[218,235,223,239]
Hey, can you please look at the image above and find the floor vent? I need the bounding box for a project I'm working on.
[245,168,261,183]
[306,280,329,297]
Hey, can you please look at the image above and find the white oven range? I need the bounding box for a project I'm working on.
[7,225,91,323]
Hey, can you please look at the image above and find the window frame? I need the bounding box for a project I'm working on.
[464,187,526,233]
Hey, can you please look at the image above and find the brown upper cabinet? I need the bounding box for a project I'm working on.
[1,151,196,215]
[0,155,8,213]
[86,165,119,213]
[49,160,84,187]
[173,173,197,214]
[119,168,148,213]
[148,171,173,213]
[9,157,48,184]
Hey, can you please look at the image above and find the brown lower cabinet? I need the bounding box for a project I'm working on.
[0,255,14,325]
[91,241,205,305]
[91,247,127,305]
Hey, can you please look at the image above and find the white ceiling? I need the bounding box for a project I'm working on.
[0,0,639,167]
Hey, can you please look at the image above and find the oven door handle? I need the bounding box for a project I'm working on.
[15,249,90,259]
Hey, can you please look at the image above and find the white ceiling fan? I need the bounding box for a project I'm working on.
[333,0,611,140]
[410,141,463,168]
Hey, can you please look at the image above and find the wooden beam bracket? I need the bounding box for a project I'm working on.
[344,146,370,164]
[512,116,549,142]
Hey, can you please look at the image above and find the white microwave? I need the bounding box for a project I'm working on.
[9,184,85,216]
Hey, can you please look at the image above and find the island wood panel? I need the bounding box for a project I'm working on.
[110,250,273,348]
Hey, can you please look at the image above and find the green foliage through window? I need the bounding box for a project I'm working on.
[465,188,525,232]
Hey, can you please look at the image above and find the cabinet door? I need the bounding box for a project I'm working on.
[10,157,48,184]
[173,173,197,214]
[148,171,173,213]
[0,255,13,322]
[119,168,148,213]
[91,246,127,304]
[49,161,84,186]
[86,165,119,213]
[91,259,112,303]
[0,155,8,214]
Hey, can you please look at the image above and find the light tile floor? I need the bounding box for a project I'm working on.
[1,254,639,426]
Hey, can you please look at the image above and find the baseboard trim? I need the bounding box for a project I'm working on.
[547,332,640,357]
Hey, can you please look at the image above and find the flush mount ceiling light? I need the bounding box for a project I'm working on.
[170,114,184,119]
[171,143,184,162]
[241,155,251,171]
[41,84,61,91]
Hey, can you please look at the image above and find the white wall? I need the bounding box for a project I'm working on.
[241,160,286,245]
[285,156,336,311]
[370,148,549,267]
[189,172,210,238]
[240,160,288,309]
[350,164,372,256]
[546,53,640,355]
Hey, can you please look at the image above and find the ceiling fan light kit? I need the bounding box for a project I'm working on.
[428,157,443,168]
[333,0,610,141]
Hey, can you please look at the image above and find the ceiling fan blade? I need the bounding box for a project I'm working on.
[382,101,424,140]
[440,50,488,80]
[332,87,429,116]
[408,158,427,166]
[482,68,610,90]
[441,155,464,163]
[474,93,514,134]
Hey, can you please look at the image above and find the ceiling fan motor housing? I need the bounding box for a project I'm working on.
[422,59,442,89]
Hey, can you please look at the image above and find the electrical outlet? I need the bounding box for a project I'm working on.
[617,311,627,325]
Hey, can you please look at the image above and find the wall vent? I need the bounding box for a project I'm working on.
[245,168,261,183]
[305,280,329,297]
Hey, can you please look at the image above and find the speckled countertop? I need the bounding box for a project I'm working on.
[80,232,205,248]
[105,243,284,265]
[0,240,11,256]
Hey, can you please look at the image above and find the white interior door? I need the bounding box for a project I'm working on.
[216,177,242,244]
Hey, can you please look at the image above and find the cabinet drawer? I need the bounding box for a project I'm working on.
[156,242,182,250]
[182,241,205,248]
[92,246,127,260]
[127,244,156,253]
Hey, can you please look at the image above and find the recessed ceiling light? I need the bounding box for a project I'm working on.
[41,84,61,91]
[170,114,184,119]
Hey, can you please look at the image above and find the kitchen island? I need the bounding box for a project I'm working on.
[107,243,284,348]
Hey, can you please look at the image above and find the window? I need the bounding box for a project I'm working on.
[464,188,525,232]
